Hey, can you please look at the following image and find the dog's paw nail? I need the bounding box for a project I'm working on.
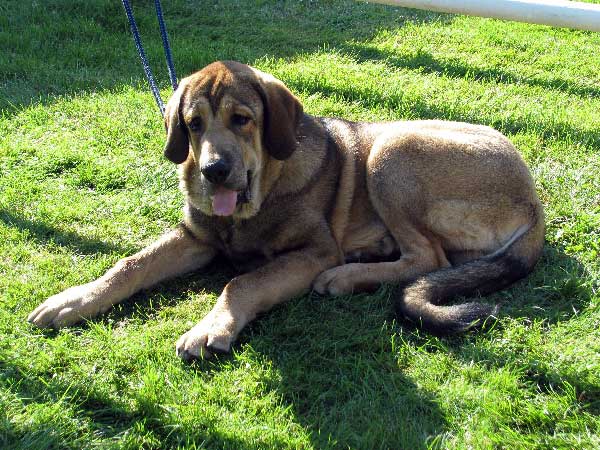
[179,349,199,362]
[313,284,326,295]
[176,344,205,362]
[327,285,343,296]
[176,328,220,361]
[206,338,231,355]
[312,276,331,295]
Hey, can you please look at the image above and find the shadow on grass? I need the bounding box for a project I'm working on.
[499,244,594,324]
[6,239,595,447]
[437,244,600,414]
[241,292,448,449]
[0,358,286,449]
[342,42,600,99]
[283,71,600,150]
[9,250,448,448]
[93,264,448,447]
[0,209,130,256]
[0,0,451,115]
[106,256,236,324]
[245,243,597,447]
[4,293,448,449]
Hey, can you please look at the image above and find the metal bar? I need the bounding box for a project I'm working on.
[365,0,600,32]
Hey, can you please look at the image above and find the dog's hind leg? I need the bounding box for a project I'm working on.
[28,224,216,328]
[313,223,449,296]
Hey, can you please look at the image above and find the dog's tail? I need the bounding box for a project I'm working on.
[395,214,544,334]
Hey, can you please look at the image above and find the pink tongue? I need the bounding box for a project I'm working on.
[212,187,238,216]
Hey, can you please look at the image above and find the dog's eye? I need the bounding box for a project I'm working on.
[188,117,203,132]
[231,114,251,127]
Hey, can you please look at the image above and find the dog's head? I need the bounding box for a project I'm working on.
[163,61,303,219]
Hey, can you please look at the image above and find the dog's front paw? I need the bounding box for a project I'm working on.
[313,265,358,296]
[176,310,237,361]
[27,283,106,329]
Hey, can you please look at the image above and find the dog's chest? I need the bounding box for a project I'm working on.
[215,221,276,272]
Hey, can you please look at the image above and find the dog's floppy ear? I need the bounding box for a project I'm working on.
[255,72,303,160]
[163,80,189,164]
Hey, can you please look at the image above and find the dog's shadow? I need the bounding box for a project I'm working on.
[112,283,448,449]
[114,243,594,448]
[233,247,597,448]
[9,239,595,448]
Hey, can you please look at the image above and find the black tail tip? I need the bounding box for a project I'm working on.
[395,300,500,335]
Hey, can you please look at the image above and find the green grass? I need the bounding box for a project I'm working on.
[1,0,599,448]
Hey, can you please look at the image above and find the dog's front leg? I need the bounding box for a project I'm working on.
[176,248,338,360]
[28,225,216,328]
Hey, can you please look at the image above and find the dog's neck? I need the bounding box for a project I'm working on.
[264,114,330,199]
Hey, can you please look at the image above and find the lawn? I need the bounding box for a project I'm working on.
[1,0,599,448]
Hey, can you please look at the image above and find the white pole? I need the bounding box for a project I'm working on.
[365,0,600,32]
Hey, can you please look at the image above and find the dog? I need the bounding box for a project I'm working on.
[28,61,544,360]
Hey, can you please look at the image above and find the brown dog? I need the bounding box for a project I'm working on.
[28,61,544,360]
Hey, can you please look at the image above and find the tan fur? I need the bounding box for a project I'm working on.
[28,61,544,358]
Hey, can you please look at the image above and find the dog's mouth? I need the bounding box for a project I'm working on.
[211,171,252,217]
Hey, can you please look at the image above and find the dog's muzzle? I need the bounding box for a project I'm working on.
[238,170,252,204]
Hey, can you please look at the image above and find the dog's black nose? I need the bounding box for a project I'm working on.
[201,159,231,185]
